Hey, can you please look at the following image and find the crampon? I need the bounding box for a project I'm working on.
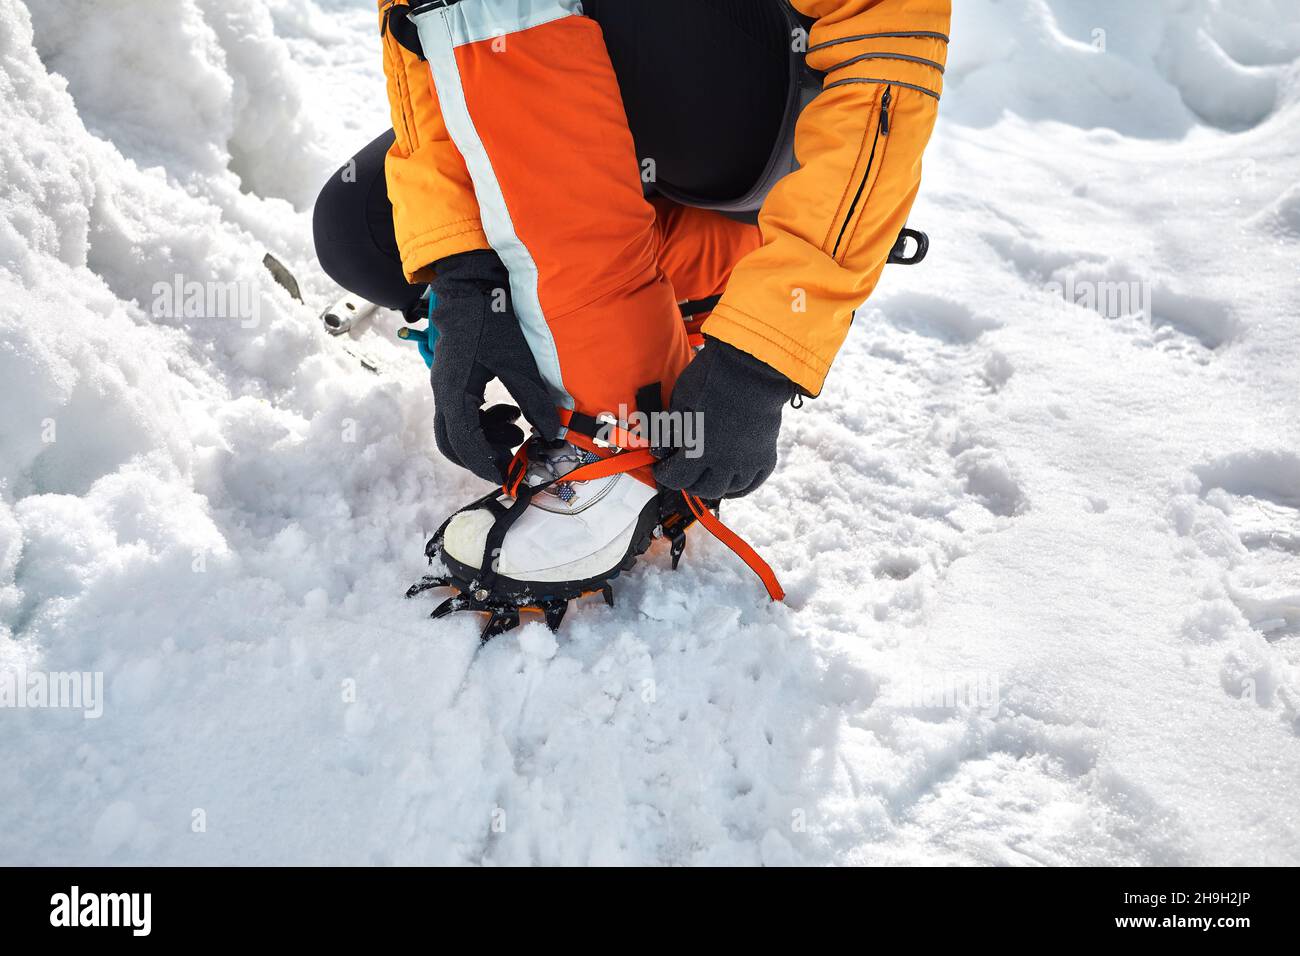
[406,444,783,642]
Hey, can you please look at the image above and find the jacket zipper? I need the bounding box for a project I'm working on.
[383,4,419,153]
[831,85,891,261]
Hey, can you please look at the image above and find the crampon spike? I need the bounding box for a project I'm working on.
[669,533,687,571]
[481,609,521,642]
[602,584,615,608]
[430,595,471,620]
[542,600,569,632]
[406,575,452,599]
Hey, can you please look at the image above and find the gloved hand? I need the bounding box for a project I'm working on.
[429,250,561,482]
[654,338,795,499]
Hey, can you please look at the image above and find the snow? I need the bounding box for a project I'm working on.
[1,0,1298,865]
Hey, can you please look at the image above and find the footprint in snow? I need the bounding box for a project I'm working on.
[1193,449,1300,642]
[876,291,1002,345]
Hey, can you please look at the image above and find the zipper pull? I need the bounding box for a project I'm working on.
[880,87,892,135]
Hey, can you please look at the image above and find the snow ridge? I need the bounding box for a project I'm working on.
[1,0,1298,865]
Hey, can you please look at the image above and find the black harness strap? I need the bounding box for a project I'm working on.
[679,295,722,319]
[563,381,662,449]
[636,383,665,416]
[477,483,542,595]
[566,411,606,443]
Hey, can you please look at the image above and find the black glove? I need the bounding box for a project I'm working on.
[654,338,795,499]
[429,251,561,482]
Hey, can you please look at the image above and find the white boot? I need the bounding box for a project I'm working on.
[441,442,658,589]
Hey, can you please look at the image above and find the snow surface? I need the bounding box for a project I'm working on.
[1,0,1298,865]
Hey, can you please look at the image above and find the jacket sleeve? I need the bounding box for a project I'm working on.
[378,1,490,283]
[703,0,951,395]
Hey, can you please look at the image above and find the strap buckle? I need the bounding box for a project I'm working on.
[593,412,631,450]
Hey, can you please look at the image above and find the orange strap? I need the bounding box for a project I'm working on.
[556,408,648,451]
[502,447,656,500]
[504,444,530,498]
[504,445,784,603]
[682,494,785,602]
[563,448,659,484]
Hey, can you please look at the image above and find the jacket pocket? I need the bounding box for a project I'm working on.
[829,84,893,263]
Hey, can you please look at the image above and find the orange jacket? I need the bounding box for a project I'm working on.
[379,0,951,396]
